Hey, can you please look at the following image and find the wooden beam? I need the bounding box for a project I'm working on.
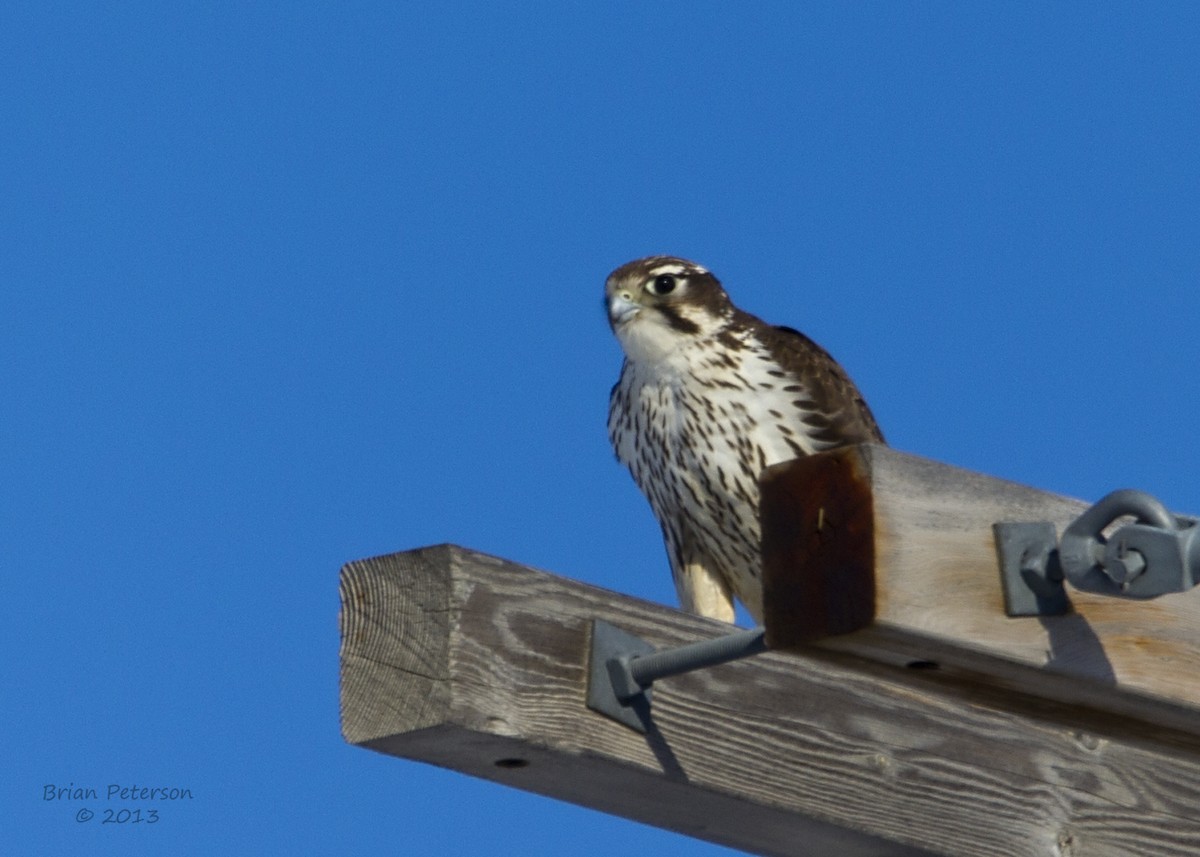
[340,545,1200,857]
[760,444,1200,738]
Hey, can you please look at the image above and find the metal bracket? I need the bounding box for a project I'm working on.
[994,521,1070,616]
[586,620,767,733]
[996,489,1200,617]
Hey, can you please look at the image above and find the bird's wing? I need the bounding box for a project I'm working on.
[757,322,885,447]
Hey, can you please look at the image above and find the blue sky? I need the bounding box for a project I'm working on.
[4,3,1199,855]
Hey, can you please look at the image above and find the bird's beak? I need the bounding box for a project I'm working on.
[607,291,640,328]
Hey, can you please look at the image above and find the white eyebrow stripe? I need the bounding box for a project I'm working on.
[647,263,707,277]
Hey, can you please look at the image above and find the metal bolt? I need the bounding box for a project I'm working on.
[608,627,767,703]
[1104,543,1146,587]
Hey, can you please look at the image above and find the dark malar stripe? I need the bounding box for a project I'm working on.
[655,305,701,335]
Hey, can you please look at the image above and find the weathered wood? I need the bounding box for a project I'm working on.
[760,444,1200,737]
[340,545,1200,857]
[760,447,877,641]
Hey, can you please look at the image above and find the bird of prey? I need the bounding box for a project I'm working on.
[606,255,883,624]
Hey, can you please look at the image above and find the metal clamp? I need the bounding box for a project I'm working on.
[586,620,767,732]
[996,489,1200,617]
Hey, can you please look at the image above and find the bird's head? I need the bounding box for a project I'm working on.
[605,255,734,364]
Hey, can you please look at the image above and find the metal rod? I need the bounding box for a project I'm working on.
[627,626,766,690]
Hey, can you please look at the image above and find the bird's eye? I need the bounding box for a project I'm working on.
[649,274,677,295]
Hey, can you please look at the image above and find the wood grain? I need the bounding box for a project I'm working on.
[340,545,1200,857]
[760,444,1200,736]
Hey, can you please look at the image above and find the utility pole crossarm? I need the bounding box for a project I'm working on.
[760,444,1200,734]
[340,542,1200,857]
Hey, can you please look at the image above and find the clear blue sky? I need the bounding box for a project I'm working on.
[4,3,1198,855]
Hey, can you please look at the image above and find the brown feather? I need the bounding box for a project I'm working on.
[750,320,885,446]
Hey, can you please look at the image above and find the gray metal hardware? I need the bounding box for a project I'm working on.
[993,521,1070,616]
[996,489,1200,617]
[586,619,767,732]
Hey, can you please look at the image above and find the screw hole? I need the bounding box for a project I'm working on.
[494,758,529,769]
[905,659,940,670]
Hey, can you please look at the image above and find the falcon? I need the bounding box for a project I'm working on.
[606,255,884,624]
